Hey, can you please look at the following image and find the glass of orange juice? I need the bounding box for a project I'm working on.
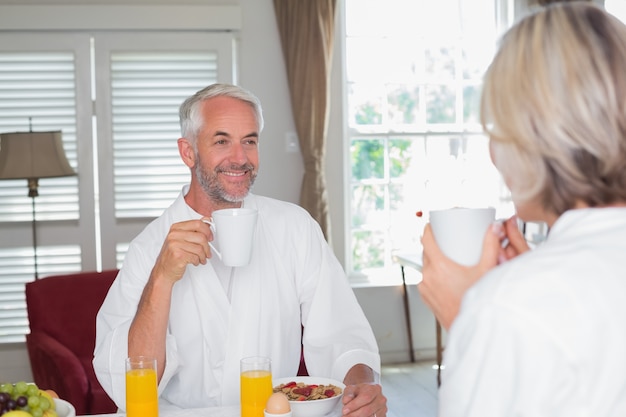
[125,356,158,417]
[240,356,272,417]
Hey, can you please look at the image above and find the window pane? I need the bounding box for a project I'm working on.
[388,138,414,178]
[463,84,482,125]
[425,84,456,124]
[351,184,385,229]
[388,182,423,252]
[348,83,383,127]
[387,85,421,126]
[350,138,385,180]
[352,230,385,271]
[425,44,456,80]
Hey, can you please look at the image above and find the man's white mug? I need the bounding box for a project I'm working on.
[204,208,258,267]
[429,207,496,266]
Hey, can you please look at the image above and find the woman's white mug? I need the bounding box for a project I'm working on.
[429,207,496,266]
[203,208,258,267]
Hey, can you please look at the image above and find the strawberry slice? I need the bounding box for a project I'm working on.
[292,386,312,397]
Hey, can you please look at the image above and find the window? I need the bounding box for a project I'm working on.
[606,0,626,22]
[0,30,235,343]
[345,0,515,279]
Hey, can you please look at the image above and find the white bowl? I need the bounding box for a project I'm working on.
[273,376,345,417]
[53,398,76,417]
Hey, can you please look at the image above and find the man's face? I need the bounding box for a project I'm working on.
[192,96,259,204]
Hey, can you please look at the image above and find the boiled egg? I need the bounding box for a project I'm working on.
[265,392,291,415]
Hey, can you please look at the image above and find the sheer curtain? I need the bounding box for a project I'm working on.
[273,0,336,241]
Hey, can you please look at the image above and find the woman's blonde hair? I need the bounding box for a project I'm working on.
[481,2,626,215]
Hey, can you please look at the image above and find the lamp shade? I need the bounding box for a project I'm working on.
[0,131,76,180]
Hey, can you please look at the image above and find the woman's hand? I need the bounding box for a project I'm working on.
[418,222,501,330]
[419,216,531,329]
[498,216,531,262]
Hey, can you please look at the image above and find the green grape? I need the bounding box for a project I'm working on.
[38,396,50,411]
[14,381,28,395]
[26,384,39,397]
[0,383,13,395]
[32,409,44,417]
[28,394,41,409]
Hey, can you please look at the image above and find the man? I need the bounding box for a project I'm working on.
[93,83,387,416]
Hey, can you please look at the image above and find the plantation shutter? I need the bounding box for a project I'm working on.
[95,32,235,268]
[0,31,235,343]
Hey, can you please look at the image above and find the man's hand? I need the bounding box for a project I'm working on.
[152,219,213,284]
[129,218,213,381]
[341,364,387,417]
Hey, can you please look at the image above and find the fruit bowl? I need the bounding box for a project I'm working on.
[53,399,76,417]
[273,376,345,417]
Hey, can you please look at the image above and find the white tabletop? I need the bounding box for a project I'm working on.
[85,402,343,417]
[391,250,423,272]
[85,406,240,417]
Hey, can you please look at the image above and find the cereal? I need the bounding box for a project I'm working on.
[273,381,342,401]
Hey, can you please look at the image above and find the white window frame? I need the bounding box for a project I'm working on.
[342,0,516,282]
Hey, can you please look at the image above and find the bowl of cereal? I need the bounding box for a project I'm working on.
[272,376,345,417]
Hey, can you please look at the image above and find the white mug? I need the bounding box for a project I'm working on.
[204,208,258,267]
[429,207,496,266]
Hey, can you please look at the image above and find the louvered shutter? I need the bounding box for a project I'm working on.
[0,31,234,343]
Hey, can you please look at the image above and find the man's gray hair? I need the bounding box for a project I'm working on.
[179,83,264,142]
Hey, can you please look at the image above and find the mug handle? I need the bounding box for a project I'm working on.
[201,219,222,260]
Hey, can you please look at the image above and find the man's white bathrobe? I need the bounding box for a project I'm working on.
[93,187,380,410]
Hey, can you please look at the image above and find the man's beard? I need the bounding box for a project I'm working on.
[194,157,257,204]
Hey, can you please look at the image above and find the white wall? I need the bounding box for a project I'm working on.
[0,0,439,383]
[237,0,305,206]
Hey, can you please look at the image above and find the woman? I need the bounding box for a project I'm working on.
[419,3,626,415]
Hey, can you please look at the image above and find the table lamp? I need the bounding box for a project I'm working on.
[0,130,77,279]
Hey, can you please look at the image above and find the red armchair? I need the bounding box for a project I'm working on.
[25,270,119,415]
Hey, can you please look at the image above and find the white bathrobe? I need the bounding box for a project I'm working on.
[439,207,626,416]
[93,186,380,410]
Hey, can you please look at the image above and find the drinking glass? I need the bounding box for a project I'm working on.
[125,356,158,417]
[240,356,272,417]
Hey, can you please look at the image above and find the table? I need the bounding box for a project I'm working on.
[86,403,343,417]
[391,251,443,386]
[86,406,240,417]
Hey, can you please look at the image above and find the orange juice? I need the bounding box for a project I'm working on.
[126,368,158,417]
[240,369,272,417]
